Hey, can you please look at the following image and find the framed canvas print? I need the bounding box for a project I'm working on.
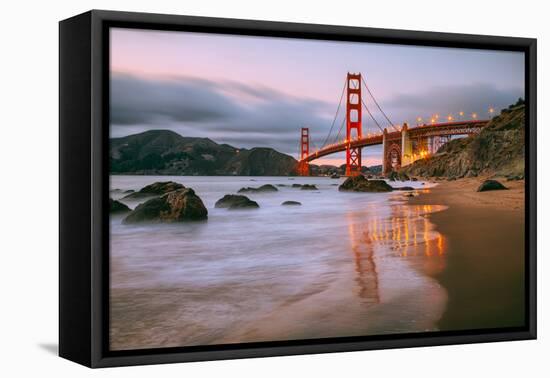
[59,10,536,368]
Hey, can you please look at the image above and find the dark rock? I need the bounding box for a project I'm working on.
[215,194,259,209]
[506,174,524,181]
[123,188,207,223]
[291,183,303,188]
[393,186,415,191]
[477,180,508,192]
[339,176,393,192]
[110,198,131,214]
[238,184,278,193]
[447,177,457,181]
[124,181,185,199]
[398,172,410,181]
[276,184,288,187]
[123,189,135,194]
[300,184,318,190]
[411,177,418,181]
[330,174,340,179]
[282,201,302,206]
[388,171,398,181]
[404,193,415,197]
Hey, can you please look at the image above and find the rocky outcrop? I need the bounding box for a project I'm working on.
[339,176,393,192]
[401,102,525,179]
[123,188,207,223]
[123,181,185,199]
[215,194,259,209]
[388,171,410,181]
[281,201,302,206]
[110,198,131,214]
[237,184,278,193]
[300,184,318,190]
[477,179,508,192]
[392,186,415,191]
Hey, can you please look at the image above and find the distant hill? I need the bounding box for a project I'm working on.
[401,101,525,179]
[110,130,298,176]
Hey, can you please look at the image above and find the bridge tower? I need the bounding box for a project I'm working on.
[401,122,413,167]
[297,127,310,176]
[382,128,389,174]
[345,73,363,176]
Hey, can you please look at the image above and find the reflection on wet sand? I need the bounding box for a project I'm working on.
[347,203,448,306]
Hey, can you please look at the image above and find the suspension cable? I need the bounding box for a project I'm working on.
[334,114,347,145]
[361,97,384,132]
[361,76,399,132]
[321,77,348,148]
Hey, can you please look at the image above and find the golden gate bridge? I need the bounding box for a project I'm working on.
[297,73,492,176]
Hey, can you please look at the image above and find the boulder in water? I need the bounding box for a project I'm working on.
[281,200,302,206]
[477,179,508,192]
[300,184,318,190]
[238,184,278,193]
[123,181,185,199]
[339,176,393,192]
[215,194,259,209]
[110,198,131,214]
[123,188,207,223]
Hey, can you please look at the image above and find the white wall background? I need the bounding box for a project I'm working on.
[0,0,547,376]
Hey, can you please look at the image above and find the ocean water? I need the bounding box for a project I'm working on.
[109,176,448,350]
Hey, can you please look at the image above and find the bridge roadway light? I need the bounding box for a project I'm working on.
[447,114,453,121]
[489,107,495,115]
[459,111,464,117]
[472,112,478,119]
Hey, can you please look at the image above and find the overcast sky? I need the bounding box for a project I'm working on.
[110,28,524,166]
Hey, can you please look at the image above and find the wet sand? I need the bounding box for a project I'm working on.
[408,177,526,331]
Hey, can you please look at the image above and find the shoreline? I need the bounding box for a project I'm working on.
[407,177,525,330]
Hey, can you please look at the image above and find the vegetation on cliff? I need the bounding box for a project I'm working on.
[400,101,525,179]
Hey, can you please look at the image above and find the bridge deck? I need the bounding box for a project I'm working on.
[302,119,489,163]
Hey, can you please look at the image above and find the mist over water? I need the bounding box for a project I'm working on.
[110,176,448,350]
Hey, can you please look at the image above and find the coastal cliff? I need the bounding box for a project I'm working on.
[401,102,525,179]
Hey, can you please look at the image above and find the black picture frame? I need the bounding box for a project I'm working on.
[59,9,537,368]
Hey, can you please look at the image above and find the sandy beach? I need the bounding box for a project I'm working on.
[408,177,526,331]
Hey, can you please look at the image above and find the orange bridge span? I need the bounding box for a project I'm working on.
[297,72,491,175]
